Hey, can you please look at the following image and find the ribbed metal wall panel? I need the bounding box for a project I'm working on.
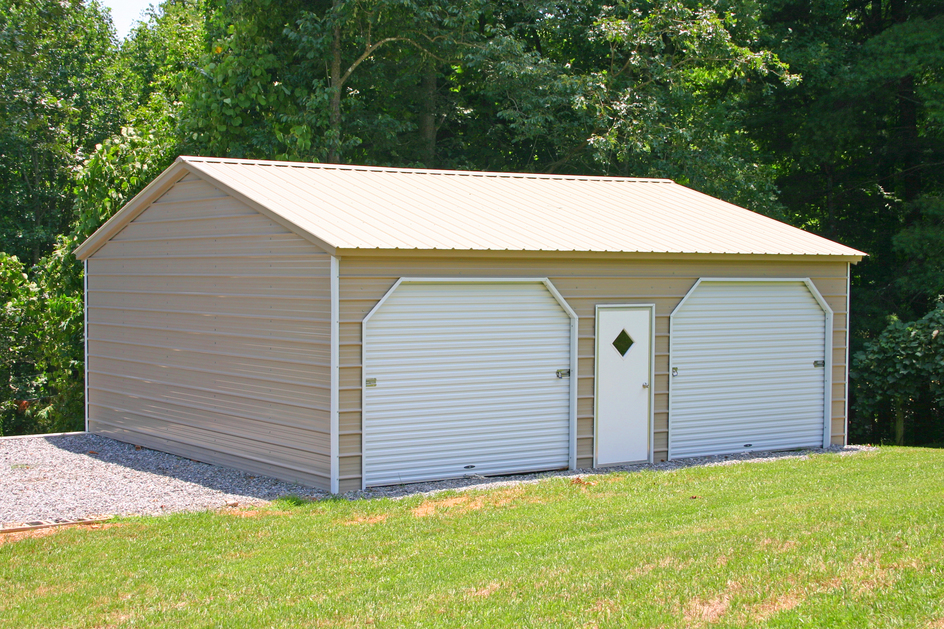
[363,282,571,486]
[669,281,827,458]
[86,175,334,489]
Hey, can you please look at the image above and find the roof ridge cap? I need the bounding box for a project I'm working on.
[178,156,674,184]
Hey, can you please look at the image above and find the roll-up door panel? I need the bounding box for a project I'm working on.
[670,280,827,458]
[364,282,572,486]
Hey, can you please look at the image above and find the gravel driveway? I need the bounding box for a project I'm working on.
[1,433,323,526]
[1,432,873,527]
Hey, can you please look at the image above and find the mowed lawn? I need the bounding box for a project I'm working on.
[2,448,943,628]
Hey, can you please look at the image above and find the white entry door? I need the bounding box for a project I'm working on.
[595,305,654,466]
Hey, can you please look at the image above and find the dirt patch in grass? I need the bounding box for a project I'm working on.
[93,610,134,629]
[747,592,804,621]
[739,553,897,622]
[226,508,290,518]
[411,488,528,518]
[412,496,472,517]
[844,553,898,594]
[0,527,62,546]
[683,581,742,625]
[467,582,501,598]
[760,538,799,553]
[0,522,125,546]
[343,514,389,525]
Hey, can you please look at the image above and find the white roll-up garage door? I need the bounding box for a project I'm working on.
[363,280,574,487]
[669,279,830,459]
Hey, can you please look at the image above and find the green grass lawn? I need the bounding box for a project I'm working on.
[2,447,943,628]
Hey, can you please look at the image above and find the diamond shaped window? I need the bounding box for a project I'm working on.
[613,329,634,356]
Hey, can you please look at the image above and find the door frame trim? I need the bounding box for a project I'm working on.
[593,304,656,467]
[668,278,834,459]
[361,277,579,490]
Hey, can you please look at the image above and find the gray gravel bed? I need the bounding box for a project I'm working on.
[0,433,321,526]
[1,433,875,527]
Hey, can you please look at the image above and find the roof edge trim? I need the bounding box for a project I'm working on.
[75,160,191,260]
[331,247,866,262]
[178,155,674,184]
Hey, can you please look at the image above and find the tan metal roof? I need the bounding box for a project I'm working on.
[76,156,866,259]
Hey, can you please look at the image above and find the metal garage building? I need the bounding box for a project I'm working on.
[75,156,865,492]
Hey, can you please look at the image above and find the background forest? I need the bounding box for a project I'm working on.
[1,0,943,445]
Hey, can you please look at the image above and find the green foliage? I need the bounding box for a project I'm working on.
[179,0,307,159]
[0,0,131,263]
[120,0,206,110]
[74,125,180,241]
[180,0,485,165]
[746,0,944,332]
[0,254,39,435]
[852,303,944,445]
[0,1,189,436]
[892,195,944,311]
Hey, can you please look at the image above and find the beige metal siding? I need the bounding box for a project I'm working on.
[86,173,333,489]
[336,255,849,489]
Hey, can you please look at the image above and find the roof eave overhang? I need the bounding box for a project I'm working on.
[332,247,866,263]
[74,157,338,261]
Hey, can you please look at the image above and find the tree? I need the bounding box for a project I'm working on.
[852,303,944,445]
[0,0,196,435]
[0,0,131,263]
[746,0,944,334]
[180,0,485,166]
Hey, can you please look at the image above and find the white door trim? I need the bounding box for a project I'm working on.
[668,278,834,459]
[594,304,656,467]
[361,277,579,490]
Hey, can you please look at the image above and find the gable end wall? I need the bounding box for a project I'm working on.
[86,173,333,489]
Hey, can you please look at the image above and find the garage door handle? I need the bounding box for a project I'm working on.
[556,369,571,378]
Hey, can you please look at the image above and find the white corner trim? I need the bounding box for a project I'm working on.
[84,259,89,433]
[329,255,340,493]
[845,263,851,446]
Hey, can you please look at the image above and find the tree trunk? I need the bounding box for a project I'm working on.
[328,2,342,164]
[895,404,905,445]
[823,165,835,237]
[419,63,437,167]
[898,74,921,208]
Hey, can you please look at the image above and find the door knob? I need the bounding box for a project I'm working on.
[642,382,649,388]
